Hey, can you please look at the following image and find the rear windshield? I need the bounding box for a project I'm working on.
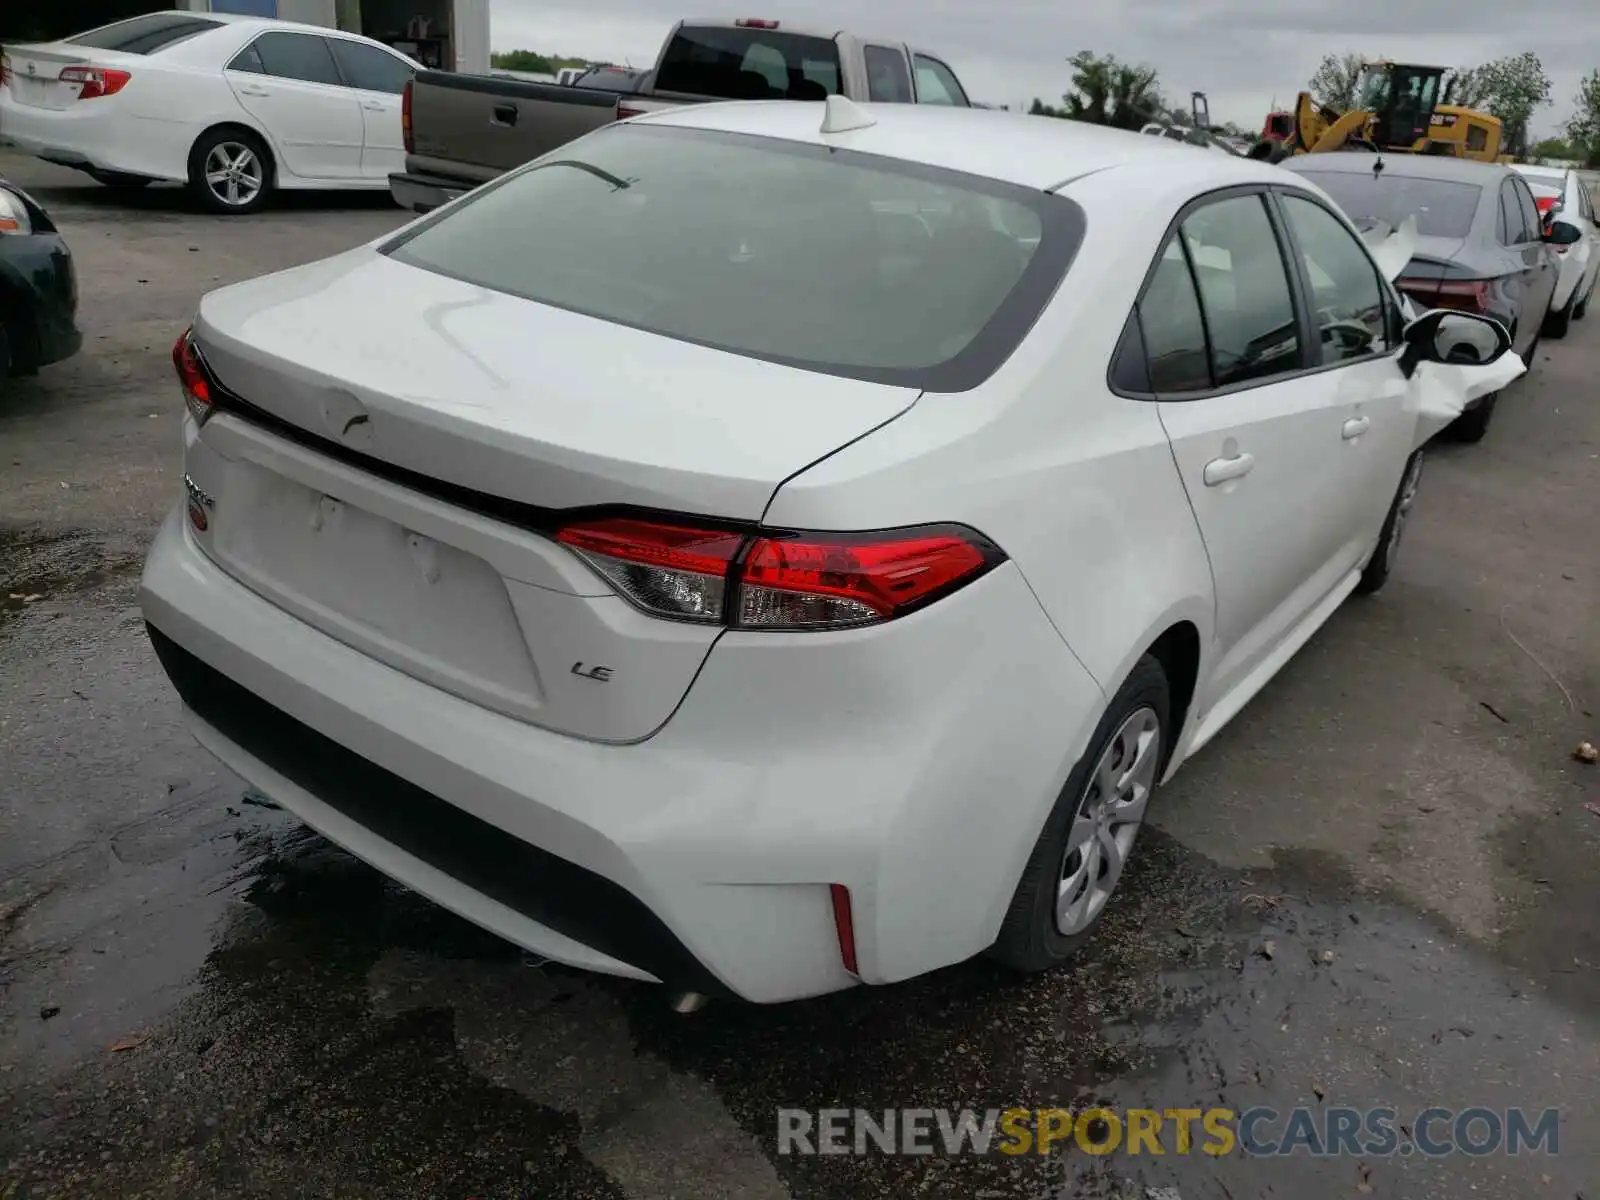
[383,124,1081,390]
[1298,171,1482,239]
[653,26,841,100]
[66,13,221,55]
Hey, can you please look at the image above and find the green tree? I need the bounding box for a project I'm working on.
[1530,137,1575,161]
[1441,65,1492,109]
[1308,52,1370,110]
[1566,69,1600,167]
[1045,51,1163,130]
[1477,51,1552,157]
[490,49,599,74]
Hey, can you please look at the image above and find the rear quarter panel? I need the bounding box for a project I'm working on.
[106,62,247,182]
[762,166,1217,818]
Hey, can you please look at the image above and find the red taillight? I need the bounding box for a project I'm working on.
[401,78,414,154]
[1,55,12,88]
[60,65,131,100]
[554,517,1001,630]
[1534,196,1559,214]
[172,327,215,426]
[740,529,991,628]
[556,518,743,622]
[617,102,646,120]
[1399,278,1491,315]
[734,17,781,28]
[830,884,858,976]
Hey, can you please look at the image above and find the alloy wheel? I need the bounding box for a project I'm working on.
[1055,706,1162,936]
[204,142,264,209]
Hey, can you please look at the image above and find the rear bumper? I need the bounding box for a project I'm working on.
[139,503,1100,1002]
[0,92,169,180]
[388,170,471,213]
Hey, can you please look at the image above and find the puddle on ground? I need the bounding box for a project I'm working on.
[3,820,1593,1199]
[0,526,143,626]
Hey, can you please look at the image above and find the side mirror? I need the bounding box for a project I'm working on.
[1543,221,1582,246]
[1398,309,1511,378]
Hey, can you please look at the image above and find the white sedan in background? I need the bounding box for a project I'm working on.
[0,11,415,214]
[1513,162,1600,335]
[140,98,1512,1005]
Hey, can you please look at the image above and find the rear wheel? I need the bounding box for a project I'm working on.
[990,656,1169,971]
[188,128,271,215]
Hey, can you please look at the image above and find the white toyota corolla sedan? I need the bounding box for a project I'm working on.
[0,11,415,214]
[139,98,1512,1005]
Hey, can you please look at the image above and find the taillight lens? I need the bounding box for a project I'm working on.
[1399,278,1491,315]
[617,103,647,120]
[556,517,1002,631]
[1,55,12,88]
[401,78,414,154]
[830,884,858,976]
[556,518,743,622]
[172,327,215,426]
[60,65,131,100]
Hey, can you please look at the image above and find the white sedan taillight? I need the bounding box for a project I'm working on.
[556,517,1002,631]
[59,65,132,99]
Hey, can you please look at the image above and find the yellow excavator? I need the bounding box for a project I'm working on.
[1248,61,1504,163]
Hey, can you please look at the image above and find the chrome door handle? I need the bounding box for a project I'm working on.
[362,100,390,111]
[1342,415,1371,440]
[237,85,269,96]
[1202,452,1255,487]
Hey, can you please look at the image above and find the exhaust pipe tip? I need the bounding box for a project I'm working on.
[669,991,708,1014]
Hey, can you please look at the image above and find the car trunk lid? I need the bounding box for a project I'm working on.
[184,248,920,742]
[1,43,136,110]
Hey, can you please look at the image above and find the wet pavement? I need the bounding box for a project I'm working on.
[2,153,1597,1199]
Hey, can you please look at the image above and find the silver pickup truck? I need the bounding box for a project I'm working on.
[390,18,972,213]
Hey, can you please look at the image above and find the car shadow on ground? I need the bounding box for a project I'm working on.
[25,178,403,217]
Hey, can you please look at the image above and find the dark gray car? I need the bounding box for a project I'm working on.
[1281,154,1559,362]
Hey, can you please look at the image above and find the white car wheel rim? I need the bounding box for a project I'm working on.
[205,142,263,207]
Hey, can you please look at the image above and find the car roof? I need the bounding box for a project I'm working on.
[637,101,1288,191]
[1282,152,1508,184]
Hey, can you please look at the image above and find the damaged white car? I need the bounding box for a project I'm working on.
[140,101,1520,1005]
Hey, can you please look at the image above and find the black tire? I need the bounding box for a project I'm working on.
[187,127,272,215]
[0,322,11,383]
[1448,393,1496,443]
[1356,449,1424,595]
[989,656,1171,972]
[87,169,153,188]
[1542,291,1574,339]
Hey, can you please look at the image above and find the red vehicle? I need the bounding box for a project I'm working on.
[1262,110,1294,143]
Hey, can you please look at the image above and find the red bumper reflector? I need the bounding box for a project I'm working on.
[830,883,858,976]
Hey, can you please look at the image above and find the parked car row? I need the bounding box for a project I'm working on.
[1281,152,1600,440]
[139,99,1521,1006]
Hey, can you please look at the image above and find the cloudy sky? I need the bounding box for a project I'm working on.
[488,0,1595,137]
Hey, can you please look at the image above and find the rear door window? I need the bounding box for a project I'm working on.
[1136,239,1212,392]
[328,38,414,94]
[1511,177,1543,239]
[864,45,913,103]
[65,13,221,54]
[653,26,841,100]
[913,54,968,106]
[248,32,343,87]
